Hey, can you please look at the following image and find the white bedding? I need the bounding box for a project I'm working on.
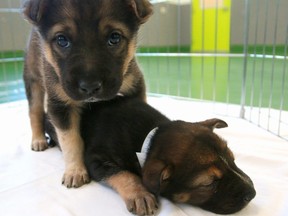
[0,97,288,216]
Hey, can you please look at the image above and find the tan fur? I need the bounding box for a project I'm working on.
[173,165,224,205]
[208,166,223,179]
[119,66,138,94]
[51,83,81,106]
[123,39,137,74]
[42,43,61,77]
[45,22,77,60]
[173,191,211,205]
[99,19,132,38]
[173,193,191,203]
[106,171,158,215]
[190,166,223,188]
[99,19,136,77]
[55,109,89,187]
[29,82,47,151]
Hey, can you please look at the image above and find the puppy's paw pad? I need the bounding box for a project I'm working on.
[126,192,159,215]
[62,168,90,188]
[31,139,48,151]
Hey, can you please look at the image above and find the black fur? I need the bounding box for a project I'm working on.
[83,97,169,180]
[46,96,169,179]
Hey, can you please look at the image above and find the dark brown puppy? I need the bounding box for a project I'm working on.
[46,96,255,215]
[22,0,152,188]
[142,120,256,214]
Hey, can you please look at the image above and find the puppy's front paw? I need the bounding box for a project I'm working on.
[62,167,90,188]
[31,139,48,151]
[126,191,159,216]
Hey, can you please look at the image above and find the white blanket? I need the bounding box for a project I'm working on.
[0,97,288,216]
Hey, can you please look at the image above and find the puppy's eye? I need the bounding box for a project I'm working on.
[56,35,71,48]
[203,179,219,189]
[203,181,214,187]
[108,32,121,46]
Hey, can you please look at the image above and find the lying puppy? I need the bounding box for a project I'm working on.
[22,0,152,188]
[142,119,256,214]
[46,96,256,215]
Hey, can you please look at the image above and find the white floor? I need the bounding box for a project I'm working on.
[0,97,288,216]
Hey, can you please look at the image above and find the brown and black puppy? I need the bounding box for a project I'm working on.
[142,120,256,214]
[22,0,152,188]
[46,96,167,215]
[46,96,255,215]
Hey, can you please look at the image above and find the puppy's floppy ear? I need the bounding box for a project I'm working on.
[127,0,153,24]
[142,159,172,195]
[23,0,47,24]
[198,118,228,130]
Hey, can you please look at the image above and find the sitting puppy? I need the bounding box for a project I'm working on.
[46,96,256,215]
[22,0,152,188]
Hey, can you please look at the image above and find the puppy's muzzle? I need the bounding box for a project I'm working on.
[79,80,102,96]
[243,189,256,203]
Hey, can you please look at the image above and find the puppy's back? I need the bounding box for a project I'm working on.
[81,97,169,152]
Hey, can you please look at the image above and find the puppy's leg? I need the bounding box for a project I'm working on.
[26,80,48,151]
[107,171,158,216]
[54,110,90,188]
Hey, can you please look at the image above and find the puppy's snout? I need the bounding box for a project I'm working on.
[79,80,102,95]
[243,188,256,203]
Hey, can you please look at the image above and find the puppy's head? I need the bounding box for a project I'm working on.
[142,119,256,214]
[23,0,152,102]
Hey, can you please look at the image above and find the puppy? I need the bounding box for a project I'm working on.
[46,96,255,215]
[22,0,152,188]
[45,96,166,215]
[142,120,256,214]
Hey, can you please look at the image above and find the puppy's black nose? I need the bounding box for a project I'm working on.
[79,81,102,95]
[243,189,256,203]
